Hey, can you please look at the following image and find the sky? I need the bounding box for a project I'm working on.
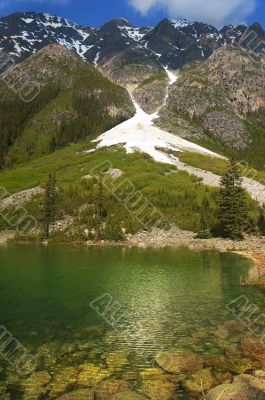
[0,0,264,28]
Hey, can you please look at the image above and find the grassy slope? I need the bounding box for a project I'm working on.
[0,139,221,232]
[178,152,230,175]
[178,152,265,185]
[0,138,260,234]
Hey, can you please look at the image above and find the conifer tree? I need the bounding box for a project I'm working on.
[43,173,57,239]
[217,160,248,240]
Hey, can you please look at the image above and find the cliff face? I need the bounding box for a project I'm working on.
[157,47,265,155]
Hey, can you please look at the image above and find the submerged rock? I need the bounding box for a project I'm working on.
[95,379,131,400]
[77,363,111,387]
[224,345,242,358]
[57,388,94,399]
[141,379,177,400]
[213,370,232,384]
[206,374,265,400]
[109,390,148,400]
[156,350,203,373]
[36,341,60,370]
[213,326,229,339]
[139,368,170,381]
[48,367,79,398]
[223,320,246,335]
[241,336,265,369]
[105,350,129,372]
[182,368,215,396]
[22,371,51,400]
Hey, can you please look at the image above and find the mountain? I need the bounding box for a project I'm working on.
[157,46,265,169]
[0,44,134,167]
[1,12,265,114]
[0,12,265,243]
[1,12,265,70]
[0,12,92,63]
[0,12,265,164]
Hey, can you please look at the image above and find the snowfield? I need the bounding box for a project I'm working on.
[93,69,222,165]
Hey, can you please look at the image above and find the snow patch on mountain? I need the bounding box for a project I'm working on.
[119,26,146,42]
[92,70,221,165]
[170,18,191,29]
[21,18,34,24]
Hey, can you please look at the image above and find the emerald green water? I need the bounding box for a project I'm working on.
[0,245,264,398]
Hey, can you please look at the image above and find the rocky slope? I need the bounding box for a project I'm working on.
[0,44,134,166]
[157,46,265,168]
[1,12,265,114]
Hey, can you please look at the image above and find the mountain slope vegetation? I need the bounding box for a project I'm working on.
[0,139,260,239]
[0,44,134,167]
[157,46,265,169]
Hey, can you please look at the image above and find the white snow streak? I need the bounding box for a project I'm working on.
[92,69,221,164]
[93,52,100,67]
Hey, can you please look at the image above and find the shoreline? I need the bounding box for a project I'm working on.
[1,227,265,287]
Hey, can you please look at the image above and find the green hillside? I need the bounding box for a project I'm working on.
[0,44,134,168]
[0,139,260,240]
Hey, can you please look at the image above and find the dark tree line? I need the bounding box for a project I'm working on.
[50,76,127,150]
[0,84,60,168]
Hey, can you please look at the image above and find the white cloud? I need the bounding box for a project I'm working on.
[128,0,257,27]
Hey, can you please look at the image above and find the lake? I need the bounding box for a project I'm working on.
[0,245,264,399]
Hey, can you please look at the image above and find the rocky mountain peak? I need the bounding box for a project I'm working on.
[0,11,265,86]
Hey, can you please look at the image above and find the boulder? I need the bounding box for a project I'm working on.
[213,326,229,339]
[139,368,180,382]
[156,350,203,373]
[207,357,259,374]
[105,350,128,372]
[223,320,246,335]
[183,368,215,396]
[241,336,265,369]
[213,370,232,384]
[95,379,131,400]
[141,379,177,400]
[57,388,94,399]
[139,368,165,381]
[206,374,265,400]
[206,382,258,400]
[109,391,148,400]
[22,371,51,400]
[224,345,242,358]
[77,363,111,387]
[48,367,79,398]
[234,374,265,393]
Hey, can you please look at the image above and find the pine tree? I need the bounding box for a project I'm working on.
[217,160,248,240]
[43,173,57,239]
[257,205,265,236]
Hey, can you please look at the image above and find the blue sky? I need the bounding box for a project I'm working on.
[0,0,264,28]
